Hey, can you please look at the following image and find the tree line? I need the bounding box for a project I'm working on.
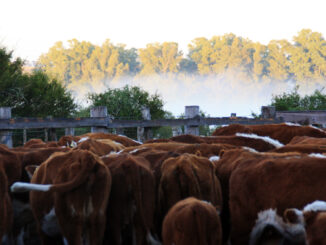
[37,29,326,86]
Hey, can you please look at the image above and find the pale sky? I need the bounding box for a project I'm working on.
[1,0,326,61]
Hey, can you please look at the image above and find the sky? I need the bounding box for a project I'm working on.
[1,0,326,61]
[1,0,326,117]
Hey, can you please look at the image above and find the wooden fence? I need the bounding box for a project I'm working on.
[1,105,326,148]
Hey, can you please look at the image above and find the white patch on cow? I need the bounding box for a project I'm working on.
[209,156,220,162]
[250,209,306,245]
[118,134,143,145]
[129,148,142,154]
[200,200,212,205]
[63,237,69,245]
[284,122,301,127]
[83,198,93,217]
[304,200,326,212]
[236,133,284,148]
[71,205,76,216]
[146,232,162,245]
[10,182,52,192]
[309,153,326,158]
[112,140,124,147]
[42,208,61,236]
[17,228,25,245]
[242,146,258,153]
[61,146,66,148]
[250,209,284,245]
[70,140,77,148]
[309,125,324,132]
[78,137,89,143]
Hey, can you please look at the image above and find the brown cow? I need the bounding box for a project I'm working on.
[270,144,326,154]
[174,143,238,158]
[159,153,223,232]
[0,165,13,244]
[228,154,326,245]
[76,138,124,156]
[212,123,326,144]
[57,135,81,147]
[126,148,181,238]
[81,132,141,147]
[11,150,112,245]
[147,134,279,152]
[284,200,326,245]
[101,153,158,245]
[288,135,326,145]
[162,197,222,245]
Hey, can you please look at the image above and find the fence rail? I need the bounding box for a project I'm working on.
[0,117,283,130]
[1,105,326,148]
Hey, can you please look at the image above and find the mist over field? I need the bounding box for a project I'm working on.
[67,73,326,117]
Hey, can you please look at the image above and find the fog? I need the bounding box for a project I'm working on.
[67,73,326,117]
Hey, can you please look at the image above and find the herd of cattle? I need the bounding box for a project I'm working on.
[2,123,326,244]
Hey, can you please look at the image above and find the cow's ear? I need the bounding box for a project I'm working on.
[303,211,318,227]
[25,165,38,180]
[284,208,304,224]
[195,150,202,157]
[219,150,225,158]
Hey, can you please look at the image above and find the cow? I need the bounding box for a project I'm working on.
[212,123,326,144]
[162,197,222,245]
[76,138,124,156]
[228,153,326,245]
[159,153,223,234]
[101,153,158,245]
[0,165,13,244]
[81,132,141,147]
[249,209,306,245]
[174,143,238,158]
[270,144,326,154]
[215,148,303,243]
[123,142,190,154]
[288,135,326,145]
[146,134,280,152]
[126,148,181,238]
[284,200,326,245]
[57,135,81,147]
[11,149,112,245]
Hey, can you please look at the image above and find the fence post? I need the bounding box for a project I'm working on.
[137,107,152,142]
[49,128,57,141]
[90,106,108,133]
[261,106,276,119]
[185,106,200,136]
[23,129,27,145]
[0,107,12,148]
[65,128,75,136]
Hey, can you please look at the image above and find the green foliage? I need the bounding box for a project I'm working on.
[88,85,165,120]
[0,47,76,117]
[270,86,326,111]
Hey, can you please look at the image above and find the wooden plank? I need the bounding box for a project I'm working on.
[0,116,283,130]
[0,117,109,130]
[276,111,326,124]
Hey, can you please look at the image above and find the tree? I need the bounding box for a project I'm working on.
[0,47,76,117]
[88,85,165,120]
[139,42,183,75]
[270,86,326,111]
